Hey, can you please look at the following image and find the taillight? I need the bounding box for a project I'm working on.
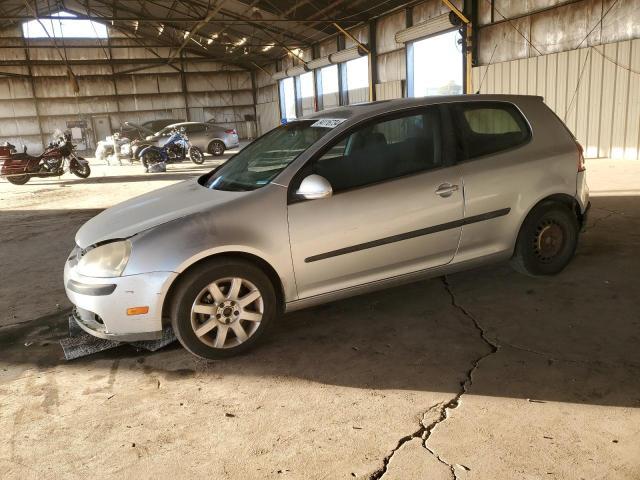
[576,141,586,172]
[225,129,237,135]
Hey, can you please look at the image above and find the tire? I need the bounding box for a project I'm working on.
[7,174,29,185]
[208,140,225,156]
[170,258,277,359]
[71,160,91,178]
[511,201,579,276]
[141,150,161,169]
[189,146,205,165]
[133,144,150,160]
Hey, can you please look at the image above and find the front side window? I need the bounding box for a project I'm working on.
[306,108,442,192]
[185,124,204,134]
[453,102,530,159]
[204,121,333,191]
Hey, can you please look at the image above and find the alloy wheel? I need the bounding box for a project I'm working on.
[190,277,263,349]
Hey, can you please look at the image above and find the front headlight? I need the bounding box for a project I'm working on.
[76,240,131,278]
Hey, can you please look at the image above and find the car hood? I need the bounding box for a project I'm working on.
[75,179,246,248]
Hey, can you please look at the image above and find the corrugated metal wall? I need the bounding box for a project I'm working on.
[0,24,254,152]
[472,38,640,160]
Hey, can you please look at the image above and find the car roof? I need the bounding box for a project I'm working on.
[163,121,206,128]
[303,94,543,121]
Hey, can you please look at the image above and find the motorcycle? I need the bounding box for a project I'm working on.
[138,128,204,171]
[0,132,91,185]
[0,141,18,157]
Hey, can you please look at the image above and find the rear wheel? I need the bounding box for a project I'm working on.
[189,146,204,164]
[511,201,579,276]
[170,259,277,359]
[7,174,29,185]
[208,140,225,156]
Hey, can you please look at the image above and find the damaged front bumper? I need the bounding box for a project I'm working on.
[64,259,177,341]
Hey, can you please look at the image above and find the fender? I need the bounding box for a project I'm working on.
[70,156,89,168]
[138,145,163,159]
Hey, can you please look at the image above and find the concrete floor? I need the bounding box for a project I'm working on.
[0,156,639,479]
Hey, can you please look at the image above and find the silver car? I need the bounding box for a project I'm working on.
[144,122,240,156]
[64,95,589,359]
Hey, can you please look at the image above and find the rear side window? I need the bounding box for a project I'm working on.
[453,102,530,159]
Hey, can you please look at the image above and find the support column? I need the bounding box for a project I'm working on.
[368,20,378,101]
[24,48,46,149]
[180,52,191,121]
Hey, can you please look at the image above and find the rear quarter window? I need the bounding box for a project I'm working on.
[453,102,531,160]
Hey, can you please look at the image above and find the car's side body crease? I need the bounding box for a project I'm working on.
[304,208,511,263]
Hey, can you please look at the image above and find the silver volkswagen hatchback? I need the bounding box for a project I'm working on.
[64,95,589,359]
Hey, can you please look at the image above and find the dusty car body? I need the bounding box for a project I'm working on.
[143,122,240,156]
[64,95,589,359]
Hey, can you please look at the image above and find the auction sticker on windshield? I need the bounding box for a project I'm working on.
[310,118,346,128]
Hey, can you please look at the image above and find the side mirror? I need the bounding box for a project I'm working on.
[296,174,333,200]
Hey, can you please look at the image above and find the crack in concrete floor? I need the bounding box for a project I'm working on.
[370,276,499,480]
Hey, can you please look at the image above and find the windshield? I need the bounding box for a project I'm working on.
[204,121,333,191]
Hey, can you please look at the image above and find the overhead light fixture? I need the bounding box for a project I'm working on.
[158,24,164,35]
[184,31,190,39]
[235,37,246,46]
[212,33,219,39]
[207,37,213,45]
[244,47,249,55]
[133,20,139,31]
[262,43,274,52]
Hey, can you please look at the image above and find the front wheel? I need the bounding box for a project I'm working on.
[189,146,204,165]
[208,140,225,156]
[141,150,161,169]
[7,174,30,185]
[170,259,277,359]
[511,201,579,276]
[71,159,91,178]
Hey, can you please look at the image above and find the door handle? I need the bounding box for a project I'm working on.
[435,183,459,197]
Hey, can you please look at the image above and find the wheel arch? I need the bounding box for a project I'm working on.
[207,138,226,151]
[161,251,286,325]
[513,193,582,254]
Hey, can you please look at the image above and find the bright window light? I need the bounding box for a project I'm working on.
[299,72,314,99]
[346,56,369,90]
[281,77,296,119]
[23,11,108,39]
[411,30,462,97]
[320,65,339,94]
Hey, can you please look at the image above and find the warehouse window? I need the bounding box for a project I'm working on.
[409,29,462,97]
[23,11,108,39]
[297,72,315,117]
[345,56,369,104]
[320,65,339,94]
[299,72,314,98]
[279,77,297,120]
[318,65,339,110]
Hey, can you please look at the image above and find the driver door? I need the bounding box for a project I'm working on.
[287,106,464,299]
